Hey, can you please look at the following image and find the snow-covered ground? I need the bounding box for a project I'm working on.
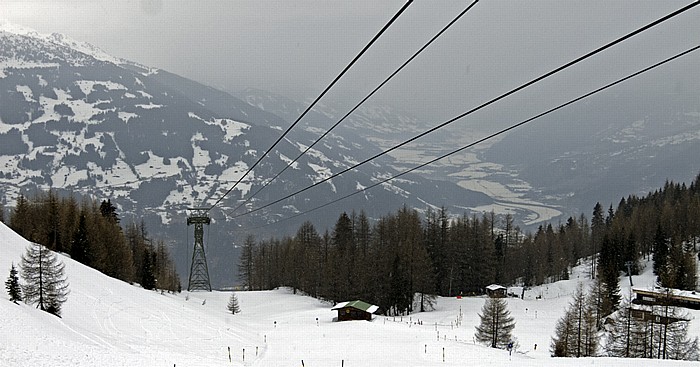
[1,220,698,366]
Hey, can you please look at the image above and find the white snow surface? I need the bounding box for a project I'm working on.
[1,221,699,366]
[0,21,124,65]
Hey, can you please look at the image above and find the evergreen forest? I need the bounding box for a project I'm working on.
[240,173,700,316]
[2,191,180,293]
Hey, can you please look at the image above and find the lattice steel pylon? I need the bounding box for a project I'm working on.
[187,208,212,292]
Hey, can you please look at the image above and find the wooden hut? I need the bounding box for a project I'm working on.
[632,287,700,310]
[332,300,379,321]
[485,284,507,298]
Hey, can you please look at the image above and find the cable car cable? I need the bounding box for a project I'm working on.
[226,0,481,216]
[251,43,700,229]
[206,0,414,212]
[229,1,700,220]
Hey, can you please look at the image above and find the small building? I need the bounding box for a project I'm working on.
[632,287,700,310]
[485,284,507,298]
[332,300,379,321]
[629,307,688,324]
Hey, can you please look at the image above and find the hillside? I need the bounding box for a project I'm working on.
[2,221,699,366]
[0,23,491,287]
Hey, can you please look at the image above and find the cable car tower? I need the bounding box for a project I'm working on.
[187,207,212,292]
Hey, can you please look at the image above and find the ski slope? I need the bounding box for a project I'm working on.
[1,220,698,366]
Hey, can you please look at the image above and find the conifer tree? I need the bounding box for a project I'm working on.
[607,298,700,360]
[151,239,178,292]
[227,292,241,314]
[329,212,354,302]
[141,247,156,290]
[551,303,576,357]
[99,199,119,223]
[605,297,647,358]
[71,214,92,265]
[238,234,256,291]
[590,202,605,279]
[5,263,22,304]
[598,233,621,316]
[652,224,669,276]
[663,311,700,361]
[654,290,700,360]
[550,283,597,357]
[43,190,62,252]
[10,194,33,240]
[475,297,516,349]
[20,242,69,317]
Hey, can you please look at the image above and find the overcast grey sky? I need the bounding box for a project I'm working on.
[2,0,699,123]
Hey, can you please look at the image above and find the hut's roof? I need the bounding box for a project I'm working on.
[633,287,700,302]
[332,300,379,314]
[485,284,506,291]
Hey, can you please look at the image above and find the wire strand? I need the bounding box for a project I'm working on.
[225,0,481,217]
[230,1,700,220]
[206,0,414,212]
[251,44,700,230]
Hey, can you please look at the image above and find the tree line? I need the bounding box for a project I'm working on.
[3,190,180,293]
[239,205,596,315]
[596,176,700,292]
[239,173,700,316]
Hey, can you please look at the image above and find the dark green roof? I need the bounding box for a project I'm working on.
[331,300,379,313]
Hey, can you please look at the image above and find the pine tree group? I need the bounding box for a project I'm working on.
[8,191,181,293]
[5,263,22,304]
[606,296,700,360]
[20,243,69,317]
[474,297,516,349]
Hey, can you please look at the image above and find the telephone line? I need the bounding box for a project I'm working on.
[206,0,414,211]
[226,0,480,216]
[229,1,700,220]
[252,44,700,229]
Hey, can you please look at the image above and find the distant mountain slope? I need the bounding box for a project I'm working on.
[0,24,492,287]
[482,80,700,214]
[234,66,700,228]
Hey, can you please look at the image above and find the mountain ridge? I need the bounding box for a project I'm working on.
[0,24,493,287]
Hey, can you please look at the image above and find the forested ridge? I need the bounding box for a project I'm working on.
[1,173,698,312]
[1,191,180,292]
[240,173,700,316]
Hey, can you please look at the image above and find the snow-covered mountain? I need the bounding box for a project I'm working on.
[0,24,492,287]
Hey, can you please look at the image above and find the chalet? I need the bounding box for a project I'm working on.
[629,307,688,324]
[632,287,700,310]
[332,300,379,321]
[485,284,507,298]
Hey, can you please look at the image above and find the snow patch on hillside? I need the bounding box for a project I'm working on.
[135,102,163,110]
[188,112,249,142]
[117,111,138,123]
[278,153,299,169]
[0,58,59,77]
[75,80,127,95]
[15,85,33,101]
